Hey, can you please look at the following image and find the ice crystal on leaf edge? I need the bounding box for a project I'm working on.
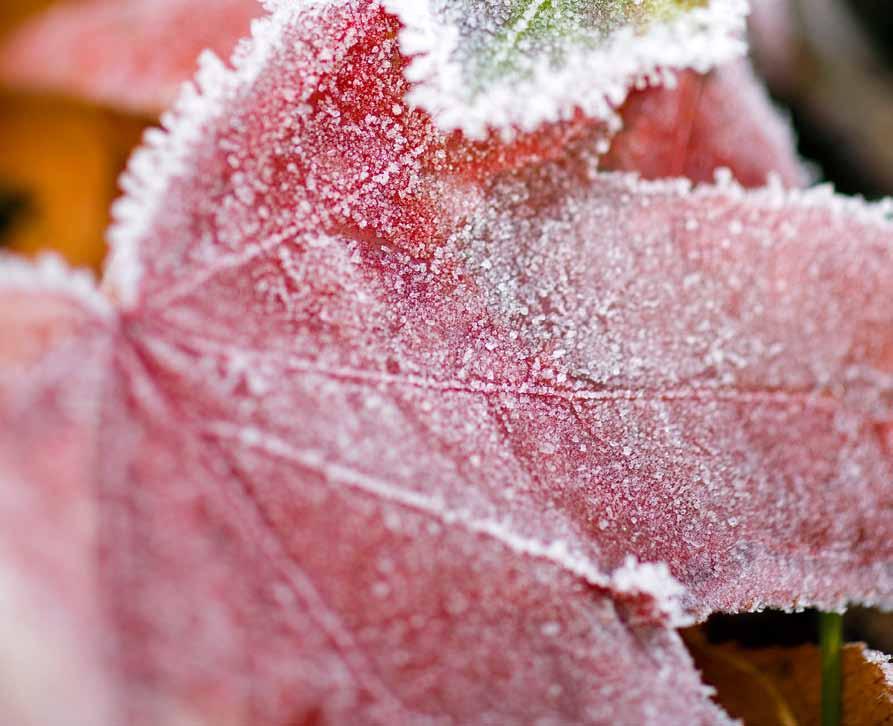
[3,0,893,722]
[382,0,750,138]
[0,253,111,317]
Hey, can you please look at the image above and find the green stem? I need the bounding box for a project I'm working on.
[820,611,843,726]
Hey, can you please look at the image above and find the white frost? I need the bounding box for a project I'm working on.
[0,253,111,317]
[106,1,324,308]
[383,0,749,138]
[214,421,691,627]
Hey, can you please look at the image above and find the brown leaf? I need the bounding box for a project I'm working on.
[0,0,55,36]
[684,628,893,725]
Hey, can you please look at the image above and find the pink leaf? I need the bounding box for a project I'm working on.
[0,256,116,725]
[0,0,260,113]
[603,60,807,187]
[1,1,892,723]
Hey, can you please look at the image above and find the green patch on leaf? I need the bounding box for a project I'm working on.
[387,0,742,136]
[472,0,707,93]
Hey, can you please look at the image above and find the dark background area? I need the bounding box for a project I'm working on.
[756,0,893,199]
[850,0,893,64]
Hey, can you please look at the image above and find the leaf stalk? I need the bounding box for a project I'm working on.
[820,611,843,726]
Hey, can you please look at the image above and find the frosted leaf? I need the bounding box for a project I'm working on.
[602,59,808,187]
[105,1,893,624]
[0,255,116,726]
[106,2,801,306]
[383,0,749,136]
[0,272,727,722]
[0,0,260,113]
[1,0,892,723]
[0,0,799,191]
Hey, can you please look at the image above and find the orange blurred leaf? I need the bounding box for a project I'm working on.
[685,628,893,725]
[0,0,55,35]
[0,93,146,269]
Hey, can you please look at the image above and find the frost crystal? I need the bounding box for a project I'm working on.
[384,0,749,136]
[1,0,892,723]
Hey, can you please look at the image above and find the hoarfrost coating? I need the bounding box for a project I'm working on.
[0,0,892,723]
[383,0,749,136]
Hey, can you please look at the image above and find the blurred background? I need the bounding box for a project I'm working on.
[0,0,184,269]
[750,0,893,198]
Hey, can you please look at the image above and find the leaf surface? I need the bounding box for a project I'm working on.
[0,256,116,725]
[0,0,891,724]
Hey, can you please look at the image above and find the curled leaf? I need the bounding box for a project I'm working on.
[602,60,808,187]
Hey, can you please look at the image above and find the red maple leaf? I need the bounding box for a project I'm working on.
[1,1,891,723]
